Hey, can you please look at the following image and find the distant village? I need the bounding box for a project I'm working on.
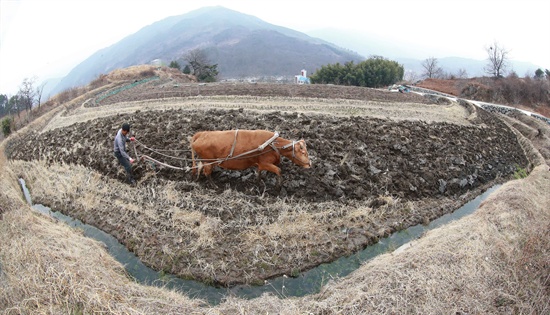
[151,58,310,84]
[216,69,311,85]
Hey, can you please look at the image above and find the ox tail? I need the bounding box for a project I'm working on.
[189,134,204,179]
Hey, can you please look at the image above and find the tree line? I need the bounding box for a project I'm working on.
[419,41,549,81]
[308,56,404,87]
[416,41,550,111]
[168,48,219,83]
[1,77,48,137]
[0,77,45,118]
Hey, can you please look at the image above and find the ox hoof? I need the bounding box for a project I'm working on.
[207,179,218,189]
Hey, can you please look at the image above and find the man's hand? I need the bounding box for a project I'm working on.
[130,137,135,142]
[130,158,135,164]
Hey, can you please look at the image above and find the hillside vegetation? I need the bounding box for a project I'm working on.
[416,76,550,117]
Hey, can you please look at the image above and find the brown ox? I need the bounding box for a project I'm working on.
[190,130,311,187]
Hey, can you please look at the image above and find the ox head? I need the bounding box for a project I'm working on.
[284,139,311,168]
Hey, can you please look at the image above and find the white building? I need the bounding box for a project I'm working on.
[294,69,310,84]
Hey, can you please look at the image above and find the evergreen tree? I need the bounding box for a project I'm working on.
[183,64,191,74]
[8,95,22,118]
[0,94,7,117]
[169,61,181,70]
[2,117,12,137]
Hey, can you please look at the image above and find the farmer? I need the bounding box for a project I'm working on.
[114,122,136,185]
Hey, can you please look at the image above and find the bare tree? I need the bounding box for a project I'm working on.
[36,82,46,110]
[184,48,209,77]
[404,70,420,83]
[18,77,36,113]
[484,41,510,78]
[183,48,218,82]
[456,68,468,79]
[421,57,443,79]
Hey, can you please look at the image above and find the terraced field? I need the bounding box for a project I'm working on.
[5,79,529,286]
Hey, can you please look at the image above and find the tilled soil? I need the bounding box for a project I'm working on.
[13,107,525,200]
[6,82,529,286]
[89,79,432,106]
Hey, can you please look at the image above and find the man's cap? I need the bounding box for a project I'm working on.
[122,123,130,131]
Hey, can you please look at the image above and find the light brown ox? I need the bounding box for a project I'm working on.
[190,130,311,187]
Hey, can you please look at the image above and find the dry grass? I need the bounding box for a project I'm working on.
[0,145,208,314]
[1,91,549,313]
[105,65,195,83]
[416,78,463,96]
[416,77,550,118]
[10,159,428,287]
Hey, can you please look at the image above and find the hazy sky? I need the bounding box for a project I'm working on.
[1,0,549,95]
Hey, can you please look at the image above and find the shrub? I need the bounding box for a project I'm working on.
[183,64,191,74]
[513,165,528,179]
[310,57,404,87]
[89,74,108,90]
[2,116,12,137]
[139,70,156,77]
[169,61,181,70]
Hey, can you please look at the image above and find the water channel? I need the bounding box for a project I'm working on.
[19,178,500,305]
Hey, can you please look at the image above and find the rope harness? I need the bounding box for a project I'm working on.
[132,130,294,172]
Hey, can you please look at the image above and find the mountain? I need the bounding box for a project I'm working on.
[307,28,543,78]
[51,6,363,96]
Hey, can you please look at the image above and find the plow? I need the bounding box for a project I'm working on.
[130,130,311,185]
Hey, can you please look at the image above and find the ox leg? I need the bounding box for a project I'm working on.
[206,175,217,188]
[195,162,203,181]
[191,149,197,177]
[256,169,263,184]
[203,165,218,188]
[258,164,282,190]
